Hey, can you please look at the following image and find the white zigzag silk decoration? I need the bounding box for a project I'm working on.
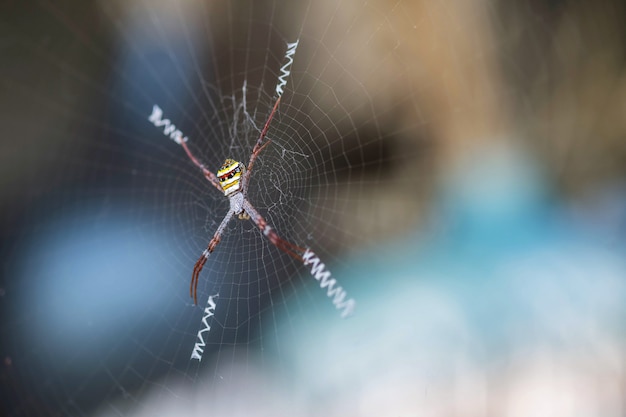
[275,40,299,97]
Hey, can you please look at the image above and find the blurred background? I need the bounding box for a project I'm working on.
[1,0,626,416]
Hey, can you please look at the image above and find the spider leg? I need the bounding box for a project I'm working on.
[242,96,282,189]
[242,199,305,261]
[179,140,222,192]
[191,209,234,305]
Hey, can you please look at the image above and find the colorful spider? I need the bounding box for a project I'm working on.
[179,96,306,304]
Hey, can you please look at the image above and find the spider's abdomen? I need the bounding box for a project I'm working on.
[218,158,245,196]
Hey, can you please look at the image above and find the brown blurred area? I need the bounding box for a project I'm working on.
[301,0,512,246]
[502,1,626,197]
[298,0,626,247]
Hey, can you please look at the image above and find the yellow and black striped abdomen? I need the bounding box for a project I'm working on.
[217,159,245,196]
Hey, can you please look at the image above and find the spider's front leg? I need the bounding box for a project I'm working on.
[242,199,305,261]
[191,209,234,305]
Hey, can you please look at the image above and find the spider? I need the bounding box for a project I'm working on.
[179,96,306,304]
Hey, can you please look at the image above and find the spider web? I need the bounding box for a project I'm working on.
[0,1,435,416]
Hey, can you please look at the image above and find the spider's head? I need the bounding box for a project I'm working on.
[217,158,245,196]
